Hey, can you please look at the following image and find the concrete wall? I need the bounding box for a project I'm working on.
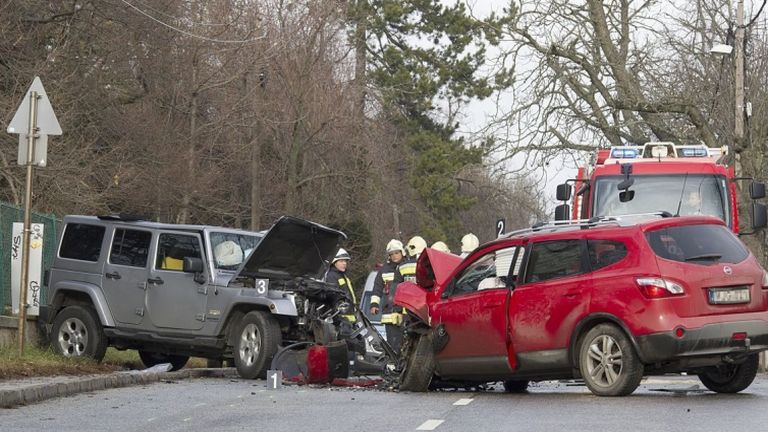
[0,315,41,349]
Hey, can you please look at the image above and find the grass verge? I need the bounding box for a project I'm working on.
[0,344,208,381]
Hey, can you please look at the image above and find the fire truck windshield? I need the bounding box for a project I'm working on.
[593,174,729,225]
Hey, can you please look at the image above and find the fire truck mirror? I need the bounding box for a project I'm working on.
[750,203,767,230]
[556,184,572,201]
[554,204,570,221]
[750,181,766,200]
[619,190,635,203]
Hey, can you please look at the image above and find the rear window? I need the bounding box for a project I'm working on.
[645,224,748,265]
[60,223,106,262]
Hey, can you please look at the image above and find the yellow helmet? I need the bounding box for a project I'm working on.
[406,236,427,257]
[431,241,450,254]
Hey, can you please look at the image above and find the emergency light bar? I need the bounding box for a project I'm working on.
[602,142,728,164]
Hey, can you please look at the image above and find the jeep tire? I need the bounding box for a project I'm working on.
[233,311,281,379]
[399,333,435,392]
[138,350,189,371]
[579,324,644,396]
[51,305,107,362]
[698,354,759,393]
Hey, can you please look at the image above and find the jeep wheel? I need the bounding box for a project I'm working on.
[51,305,107,362]
[399,333,435,392]
[698,354,759,393]
[579,324,644,396]
[138,350,189,371]
[503,380,529,393]
[233,311,281,379]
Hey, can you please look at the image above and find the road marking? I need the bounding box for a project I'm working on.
[416,419,444,430]
[147,418,155,422]
[453,398,473,406]
[194,403,206,407]
[183,418,192,422]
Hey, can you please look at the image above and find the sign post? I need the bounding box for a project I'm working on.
[7,77,61,355]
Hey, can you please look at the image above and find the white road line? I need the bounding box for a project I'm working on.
[453,398,473,406]
[416,419,445,430]
[183,418,192,422]
[194,403,207,407]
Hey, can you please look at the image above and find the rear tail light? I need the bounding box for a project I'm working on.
[636,277,685,298]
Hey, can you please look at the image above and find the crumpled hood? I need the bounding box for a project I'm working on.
[235,216,346,280]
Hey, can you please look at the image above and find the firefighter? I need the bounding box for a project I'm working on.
[325,248,356,322]
[384,235,427,352]
[460,233,479,258]
[369,239,405,349]
[431,241,451,254]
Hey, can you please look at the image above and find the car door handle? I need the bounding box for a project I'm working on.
[105,272,121,280]
[147,277,164,285]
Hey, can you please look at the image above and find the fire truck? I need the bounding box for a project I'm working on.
[554,142,767,233]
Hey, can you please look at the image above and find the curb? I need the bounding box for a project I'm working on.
[0,368,239,409]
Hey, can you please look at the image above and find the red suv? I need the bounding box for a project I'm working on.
[394,215,768,396]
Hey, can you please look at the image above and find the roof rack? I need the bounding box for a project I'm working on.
[503,212,671,238]
[97,214,145,222]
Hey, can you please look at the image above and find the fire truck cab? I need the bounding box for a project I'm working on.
[555,142,767,233]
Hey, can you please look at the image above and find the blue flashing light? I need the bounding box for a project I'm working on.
[611,148,639,159]
[680,148,708,158]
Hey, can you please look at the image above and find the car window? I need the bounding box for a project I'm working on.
[210,232,261,270]
[59,223,105,262]
[645,224,748,265]
[156,233,202,271]
[525,240,584,283]
[450,246,519,297]
[109,228,152,268]
[587,240,627,271]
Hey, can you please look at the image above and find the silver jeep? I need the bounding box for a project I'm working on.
[40,215,351,378]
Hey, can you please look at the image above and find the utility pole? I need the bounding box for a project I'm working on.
[734,0,745,144]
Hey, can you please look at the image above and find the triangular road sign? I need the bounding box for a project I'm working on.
[7,76,62,136]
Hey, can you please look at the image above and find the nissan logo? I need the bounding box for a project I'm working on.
[723,266,733,275]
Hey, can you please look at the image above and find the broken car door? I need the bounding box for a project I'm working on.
[430,244,522,378]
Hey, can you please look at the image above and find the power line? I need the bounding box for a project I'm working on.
[119,0,266,44]
[739,0,767,28]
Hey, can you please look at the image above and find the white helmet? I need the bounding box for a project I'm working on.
[406,236,427,257]
[386,239,405,255]
[461,233,479,254]
[431,241,450,253]
[332,248,351,264]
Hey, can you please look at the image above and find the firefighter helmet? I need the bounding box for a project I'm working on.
[461,233,479,254]
[406,236,427,257]
[332,248,351,264]
[386,239,405,255]
[431,241,450,254]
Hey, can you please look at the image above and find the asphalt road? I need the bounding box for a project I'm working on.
[3,375,768,432]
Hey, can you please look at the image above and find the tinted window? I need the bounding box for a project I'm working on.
[526,240,584,283]
[587,240,627,271]
[645,224,748,265]
[110,229,152,268]
[156,233,202,271]
[451,246,519,296]
[60,224,105,262]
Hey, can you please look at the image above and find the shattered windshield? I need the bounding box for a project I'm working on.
[593,174,729,226]
[210,232,262,270]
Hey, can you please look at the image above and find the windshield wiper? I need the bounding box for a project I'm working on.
[684,254,722,262]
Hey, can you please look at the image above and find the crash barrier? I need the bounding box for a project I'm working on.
[0,202,60,315]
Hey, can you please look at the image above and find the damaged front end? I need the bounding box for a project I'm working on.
[229,216,396,382]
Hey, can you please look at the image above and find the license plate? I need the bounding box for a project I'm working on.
[708,287,750,304]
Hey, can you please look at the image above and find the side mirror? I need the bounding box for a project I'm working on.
[183,257,205,274]
[556,183,572,201]
[751,203,767,230]
[750,181,766,200]
[554,204,570,221]
[619,190,635,202]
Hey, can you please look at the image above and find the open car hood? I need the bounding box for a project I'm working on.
[234,216,346,280]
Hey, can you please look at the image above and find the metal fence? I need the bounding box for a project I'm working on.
[0,202,60,315]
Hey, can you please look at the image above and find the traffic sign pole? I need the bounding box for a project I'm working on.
[17,91,39,356]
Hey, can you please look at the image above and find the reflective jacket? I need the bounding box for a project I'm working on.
[370,260,400,314]
[382,256,418,326]
[325,267,356,321]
